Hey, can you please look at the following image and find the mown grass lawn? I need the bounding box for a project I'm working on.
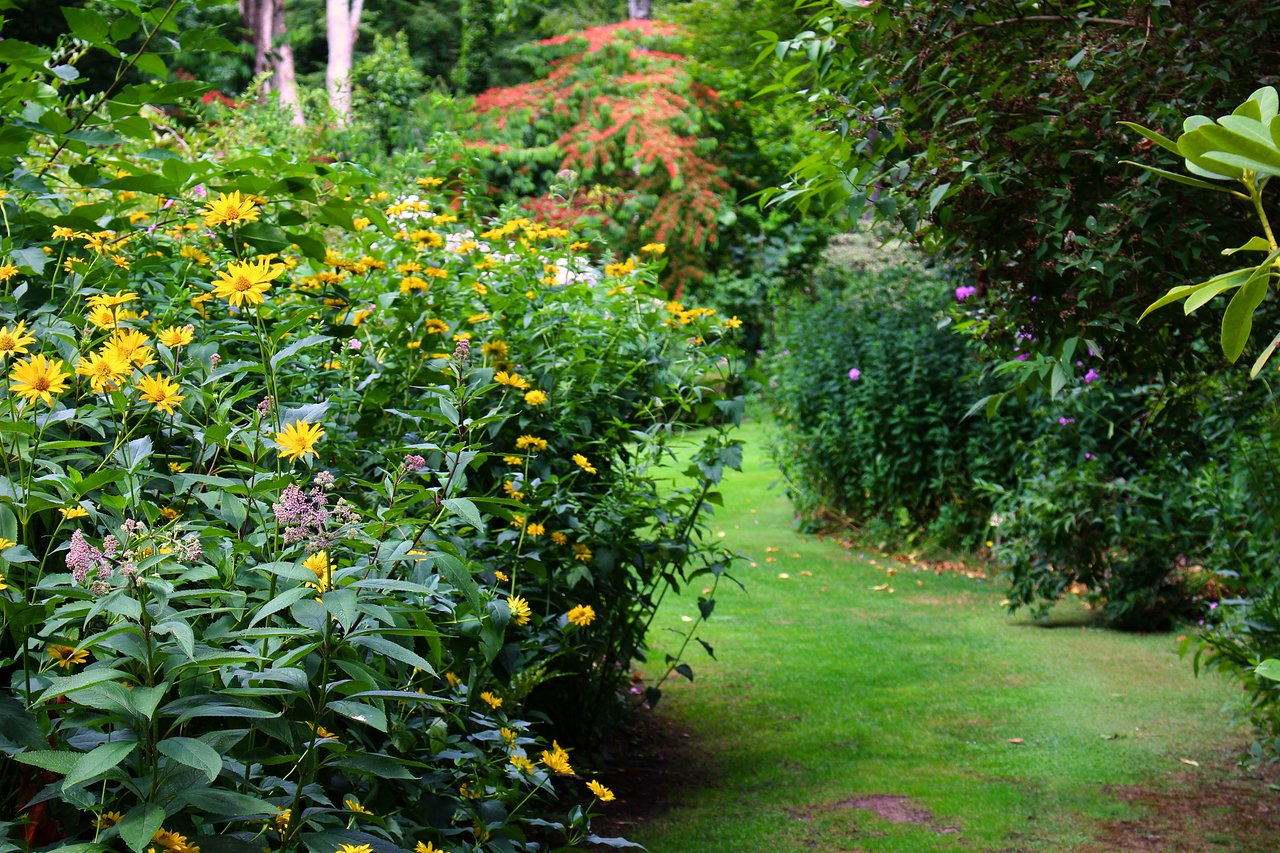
[608,419,1276,852]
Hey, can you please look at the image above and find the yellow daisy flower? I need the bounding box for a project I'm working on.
[9,354,71,406]
[587,779,615,802]
[202,190,260,227]
[567,604,596,627]
[47,644,88,670]
[0,320,36,360]
[136,374,185,415]
[507,595,531,626]
[211,257,286,308]
[274,420,324,462]
[157,325,194,349]
[75,350,131,394]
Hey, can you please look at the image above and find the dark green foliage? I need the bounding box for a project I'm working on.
[453,0,496,93]
[767,264,1035,549]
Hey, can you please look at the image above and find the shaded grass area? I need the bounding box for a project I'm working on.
[604,420,1275,852]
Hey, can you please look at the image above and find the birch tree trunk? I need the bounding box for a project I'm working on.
[326,0,364,123]
[238,0,304,126]
[628,0,652,19]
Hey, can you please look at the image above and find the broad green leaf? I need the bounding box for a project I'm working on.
[1257,658,1280,681]
[158,737,222,782]
[326,699,387,732]
[1223,236,1274,255]
[1221,267,1272,362]
[14,749,80,775]
[442,497,484,531]
[37,667,132,703]
[177,787,275,818]
[118,803,165,853]
[348,635,436,674]
[63,739,135,789]
[1183,274,1250,314]
[250,586,314,628]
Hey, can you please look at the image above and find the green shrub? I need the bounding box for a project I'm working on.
[0,8,744,849]
[767,264,1034,550]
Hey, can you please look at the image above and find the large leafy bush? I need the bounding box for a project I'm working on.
[768,262,1034,550]
[0,5,744,850]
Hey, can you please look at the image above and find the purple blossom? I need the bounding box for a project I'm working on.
[1058,417,1076,426]
[66,530,106,586]
[848,368,862,382]
[348,338,362,351]
[1015,354,1029,361]
[1083,368,1100,384]
[402,454,426,473]
[954,285,977,302]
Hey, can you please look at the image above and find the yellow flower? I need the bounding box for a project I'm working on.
[509,755,536,774]
[495,371,530,390]
[212,257,286,308]
[160,507,180,521]
[104,329,154,368]
[274,420,324,462]
[572,453,597,474]
[59,505,89,520]
[305,721,339,740]
[9,354,71,406]
[152,828,199,852]
[344,798,374,816]
[136,374,186,415]
[515,435,547,452]
[572,544,592,563]
[567,604,596,627]
[336,845,373,853]
[0,572,7,591]
[540,741,574,775]
[75,350,132,394]
[500,727,518,745]
[416,177,444,188]
[47,644,88,670]
[503,455,523,466]
[550,531,568,546]
[468,312,490,323]
[53,226,76,240]
[179,246,211,266]
[587,780,615,802]
[524,389,548,406]
[722,315,743,329]
[414,843,443,853]
[507,595,531,626]
[641,242,666,255]
[0,537,14,550]
[480,691,503,709]
[157,325,194,348]
[494,570,509,582]
[303,551,333,593]
[202,191,260,227]
[570,241,590,250]
[352,217,371,230]
[97,810,123,829]
[272,808,291,832]
[0,263,19,283]
[425,318,450,335]
[399,275,428,294]
[524,523,544,538]
[0,320,36,360]
[605,257,636,277]
[502,481,524,501]
[444,671,461,687]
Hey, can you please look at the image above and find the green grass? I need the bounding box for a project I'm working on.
[627,419,1250,852]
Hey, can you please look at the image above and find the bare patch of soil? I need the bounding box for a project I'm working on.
[589,707,715,840]
[1090,759,1280,853]
[786,794,961,835]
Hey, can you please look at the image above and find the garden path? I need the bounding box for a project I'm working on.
[599,419,1280,852]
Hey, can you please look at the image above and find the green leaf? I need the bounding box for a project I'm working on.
[177,788,275,818]
[250,586,314,628]
[326,699,388,732]
[1118,121,1182,156]
[1223,236,1274,255]
[1120,160,1238,193]
[63,7,110,44]
[158,737,223,782]
[1257,659,1280,681]
[1221,266,1272,362]
[118,803,165,853]
[37,668,133,703]
[63,739,135,789]
[348,635,436,674]
[270,334,332,369]
[14,749,81,775]
[442,497,484,531]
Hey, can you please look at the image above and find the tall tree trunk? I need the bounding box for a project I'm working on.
[628,0,652,20]
[239,0,304,126]
[326,0,363,123]
[271,2,305,126]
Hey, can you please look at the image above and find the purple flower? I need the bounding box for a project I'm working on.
[1058,417,1076,426]
[1083,368,1099,384]
[1084,452,1097,460]
[954,285,977,302]
[848,368,861,382]
[1015,354,1029,361]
